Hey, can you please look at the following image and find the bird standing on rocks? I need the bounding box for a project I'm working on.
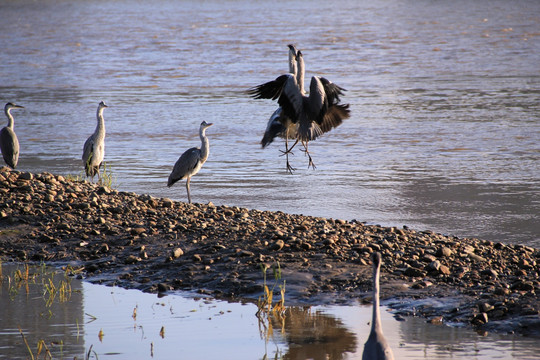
[82,101,108,182]
[168,121,213,204]
[0,102,25,169]
[362,252,394,360]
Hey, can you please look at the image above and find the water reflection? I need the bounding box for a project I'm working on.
[0,263,85,359]
[268,307,357,360]
[1,264,539,359]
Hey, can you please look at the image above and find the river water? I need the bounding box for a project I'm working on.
[0,0,538,247]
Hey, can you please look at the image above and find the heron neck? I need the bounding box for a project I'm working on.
[297,56,305,94]
[199,129,210,162]
[5,109,14,129]
[95,109,106,137]
[371,262,383,334]
[288,51,296,75]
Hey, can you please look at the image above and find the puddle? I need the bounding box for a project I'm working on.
[0,263,538,359]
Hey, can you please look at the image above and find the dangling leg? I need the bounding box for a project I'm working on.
[302,140,316,170]
[186,176,192,204]
[282,136,299,174]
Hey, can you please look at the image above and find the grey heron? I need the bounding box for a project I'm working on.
[82,101,108,182]
[0,102,25,169]
[362,252,394,360]
[261,44,301,172]
[248,49,350,169]
[167,121,213,204]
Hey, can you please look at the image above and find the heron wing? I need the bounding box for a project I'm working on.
[277,75,303,124]
[318,77,346,105]
[168,147,201,187]
[319,103,350,133]
[261,107,298,148]
[246,74,292,101]
[82,135,95,163]
[0,127,19,168]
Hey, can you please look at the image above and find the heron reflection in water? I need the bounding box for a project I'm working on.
[362,252,395,360]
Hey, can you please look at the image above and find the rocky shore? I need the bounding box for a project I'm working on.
[0,167,538,336]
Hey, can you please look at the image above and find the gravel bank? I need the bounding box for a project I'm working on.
[0,167,538,336]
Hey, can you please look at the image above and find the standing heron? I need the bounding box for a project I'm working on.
[82,101,108,182]
[362,252,394,360]
[248,49,350,169]
[167,121,213,204]
[0,102,25,169]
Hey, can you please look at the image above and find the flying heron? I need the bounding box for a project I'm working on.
[167,121,213,204]
[0,102,25,169]
[82,101,108,182]
[261,44,301,173]
[248,48,350,170]
[362,252,395,360]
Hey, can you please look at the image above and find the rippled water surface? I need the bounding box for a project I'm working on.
[0,0,538,246]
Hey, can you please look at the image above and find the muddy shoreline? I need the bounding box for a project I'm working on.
[0,167,538,336]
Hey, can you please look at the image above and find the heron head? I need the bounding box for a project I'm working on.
[98,101,108,108]
[287,44,298,56]
[371,252,382,267]
[200,121,213,129]
[5,102,24,112]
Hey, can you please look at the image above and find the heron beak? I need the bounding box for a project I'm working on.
[14,105,24,109]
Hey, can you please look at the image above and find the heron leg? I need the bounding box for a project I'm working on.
[281,137,298,174]
[302,141,316,170]
[186,176,192,204]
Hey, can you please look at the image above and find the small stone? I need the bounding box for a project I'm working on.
[404,266,427,278]
[130,227,146,236]
[426,260,441,272]
[158,283,170,293]
[436,247,453,258]
[481,269,498,278]
[125,255,140,264]
[473,312,488,325]
[468,253,486,262]
[439,265,451,275]
[18,172,33,181]
[172,248,184,258]
[272,240,285,251]
[162,198,174,208]
[479,303,494,313]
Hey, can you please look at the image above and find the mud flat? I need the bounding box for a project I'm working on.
[0,167,538,336]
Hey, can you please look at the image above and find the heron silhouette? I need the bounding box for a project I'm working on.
[167,121,213,204]
[0,102,25,169]
[362,252,394,360]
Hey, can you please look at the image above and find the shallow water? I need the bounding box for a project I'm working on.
[0,1,539,245]
[1,264,539,359]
